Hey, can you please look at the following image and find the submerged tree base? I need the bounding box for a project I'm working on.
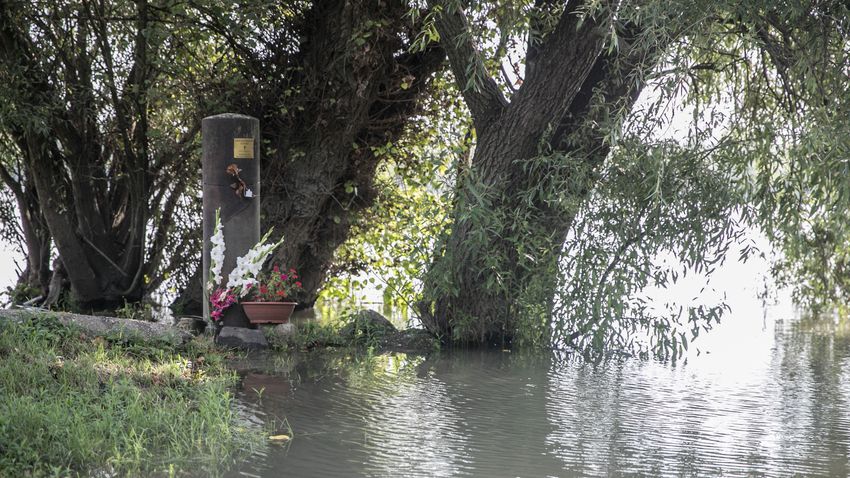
[0,314,265,477]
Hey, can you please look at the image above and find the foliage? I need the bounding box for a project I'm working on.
[0,314,264,477]
[114,300,155,322]
[637,0,850,312]
[320,70,469,316]
[246,265,303,302]
[553,139,747,357]
[265,320,345,351]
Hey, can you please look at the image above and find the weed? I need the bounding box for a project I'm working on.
[115,300,154,322]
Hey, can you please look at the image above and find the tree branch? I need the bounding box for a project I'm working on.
[524,0,559,81]
[428,0,507,131]
[508,0,611,137]
[553,21,651,153]
[87,0,137,167]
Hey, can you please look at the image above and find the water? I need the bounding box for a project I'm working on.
[226,309,850,477]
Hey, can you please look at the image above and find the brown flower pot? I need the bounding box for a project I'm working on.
[241,301,296,324]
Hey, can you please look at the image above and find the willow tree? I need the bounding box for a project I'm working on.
[417,0,850,351]
[169,0,447,313]
[0,0,208,309]
[1,0,446,312]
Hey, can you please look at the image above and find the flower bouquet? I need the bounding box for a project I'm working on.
[206,208,287,326]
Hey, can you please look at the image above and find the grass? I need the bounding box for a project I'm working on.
[267,320,345,350]
[0,314,265,477]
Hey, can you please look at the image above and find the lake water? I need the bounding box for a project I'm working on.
[226,306,850,477]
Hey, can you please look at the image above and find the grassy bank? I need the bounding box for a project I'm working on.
[0,314,264,477]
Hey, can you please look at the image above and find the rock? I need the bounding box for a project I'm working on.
[380,328,436,354]
[340,309,397,340]
[270,323,295,341]
[174,316,207,336]
[216,326,268,350]
[0,308,191,345]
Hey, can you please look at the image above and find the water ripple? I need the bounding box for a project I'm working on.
[228,323,850,477]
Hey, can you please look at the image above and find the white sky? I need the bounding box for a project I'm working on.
[0,245,22,304]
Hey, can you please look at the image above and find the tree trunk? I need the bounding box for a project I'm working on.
[0,159,50,301]
[419,1,654,345]
[43,258,67,308]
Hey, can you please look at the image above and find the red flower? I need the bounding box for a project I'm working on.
[277,290,284,296]
[273,265,280,273]
[259,285,268,295]
[295,281,302,288]
[281,274,288,280]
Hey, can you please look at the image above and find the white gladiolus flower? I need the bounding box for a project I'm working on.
[226,228,285,297]
[205,208,285,298]
[207,209,226,292]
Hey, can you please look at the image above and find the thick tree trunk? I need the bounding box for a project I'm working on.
[171,266,205,316]
[254,0,444,307]
[420,122,575,345]
[419,1,654,345]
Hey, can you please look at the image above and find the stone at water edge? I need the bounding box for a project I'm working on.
[216,326,268,350]
[0,309,193,345]
[340,309,397,339]
[271,323,296,342]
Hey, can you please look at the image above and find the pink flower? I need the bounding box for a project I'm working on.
[281,274,288,280]
[210,287,237,322]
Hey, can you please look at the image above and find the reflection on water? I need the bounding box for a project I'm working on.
[227,309,850,477]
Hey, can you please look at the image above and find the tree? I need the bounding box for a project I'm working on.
[416,0,850,351]
[0,0,205,309]
[0,0,446,313]
[172,0,447,313]
[417,0,670,344]
[231,0,444,307]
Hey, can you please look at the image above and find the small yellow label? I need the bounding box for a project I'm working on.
[233,138,254,159]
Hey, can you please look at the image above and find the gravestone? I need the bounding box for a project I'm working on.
[202,114,260,329]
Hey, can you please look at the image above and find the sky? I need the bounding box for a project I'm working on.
[0,244,22,304]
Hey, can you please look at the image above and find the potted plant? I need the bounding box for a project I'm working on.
[240,265,304,324]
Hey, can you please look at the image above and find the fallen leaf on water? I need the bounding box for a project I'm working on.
[268,434,291,442]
